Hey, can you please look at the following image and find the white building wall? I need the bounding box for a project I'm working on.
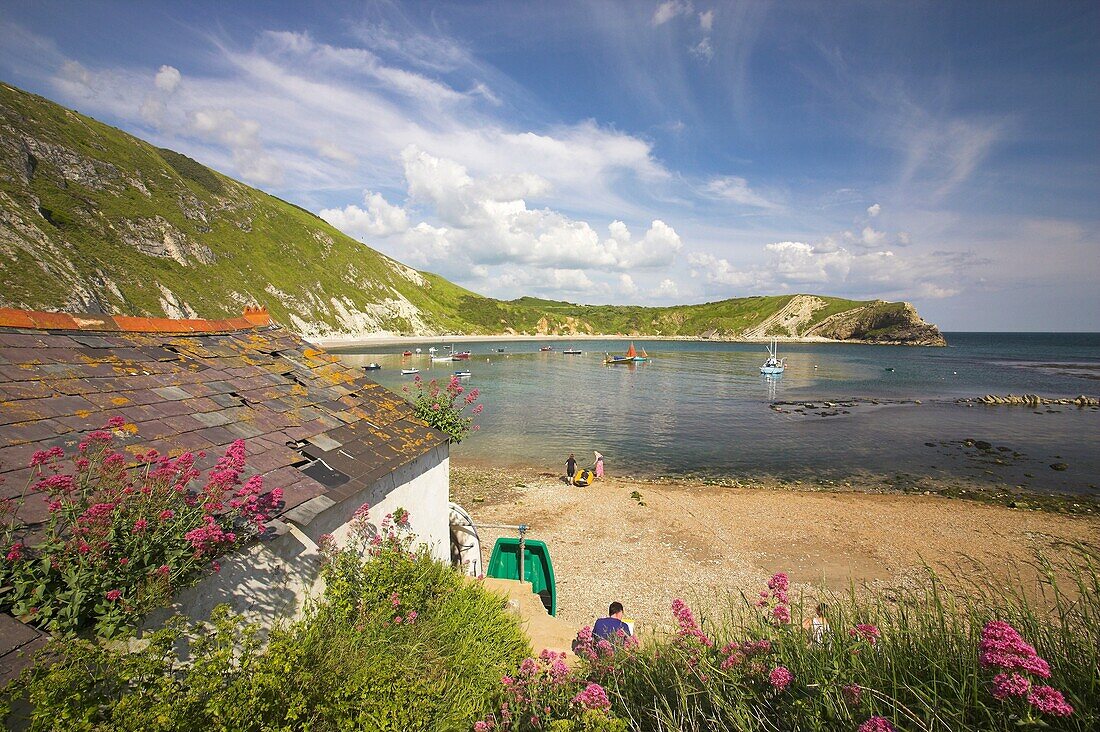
[146,443,451,629]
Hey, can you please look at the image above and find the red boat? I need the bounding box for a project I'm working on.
[452,351,471,360]
[402,350,413,356]
[540,346,553,351]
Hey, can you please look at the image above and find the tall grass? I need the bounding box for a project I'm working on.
[597,547,1098,731]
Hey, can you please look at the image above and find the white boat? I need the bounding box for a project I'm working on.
[453,369,472,378]
[432,355,453,362]
[428,347,437,353]
[401,368,420,375]
[760,338,786,375]
[563,347,582,355]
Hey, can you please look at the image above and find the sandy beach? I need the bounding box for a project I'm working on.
[312,332,846,349]
[451,464,1100,633]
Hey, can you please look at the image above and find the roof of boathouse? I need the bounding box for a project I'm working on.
[0,307,446,530]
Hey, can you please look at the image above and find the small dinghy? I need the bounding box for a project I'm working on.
[487,537,557,616]
[401,368,420,375]
[453,369,472,378]
[540,346,553,352]
[563,348,582,354]
[363,363,381,371]
[402,350,413,357]
[605,342,647,365]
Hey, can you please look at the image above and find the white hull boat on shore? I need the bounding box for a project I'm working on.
[401,368,420,375]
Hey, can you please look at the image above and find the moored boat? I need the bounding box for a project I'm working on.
[605,342,648,364]
[760,338,786,375]
[401,350,413,356]
[539,346,553,351]
[364,363,381,371]
[563,348,582,354]
[452,351,471,360]
[453,369,472,378]
[401,368,419,375]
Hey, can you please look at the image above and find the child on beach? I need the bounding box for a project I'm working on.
[802,602,829,644]
[594,451,604,478]
[566,453,577,482]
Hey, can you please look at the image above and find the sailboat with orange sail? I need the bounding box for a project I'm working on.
[604,342,649,365]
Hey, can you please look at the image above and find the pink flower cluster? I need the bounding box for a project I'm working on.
[477,649,591,730]
[671,598,713,647]
[857,716,895,732]
[571,682,611,711]
[979,620,1073,718]
[849,624,881,646]
[990,672,1030,700]
[978,620,1050,678]
[183,515,234,557]
[756,572,792,626]
[1025,684,1074,717]
[768,666,793,692]
[0,417,291,636]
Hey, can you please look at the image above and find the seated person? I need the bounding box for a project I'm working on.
[592,601,632,641]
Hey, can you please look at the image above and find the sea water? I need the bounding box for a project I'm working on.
[334,334,1100,495]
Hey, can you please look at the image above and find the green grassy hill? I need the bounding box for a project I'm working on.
[0,82,944,345]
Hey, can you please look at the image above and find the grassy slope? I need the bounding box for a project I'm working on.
[0,82,934,341]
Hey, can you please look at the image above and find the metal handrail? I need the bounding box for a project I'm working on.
[478,523,530,586]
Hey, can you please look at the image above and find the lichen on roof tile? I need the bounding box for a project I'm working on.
[0,312,444,529]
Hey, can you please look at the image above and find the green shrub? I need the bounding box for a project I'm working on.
[4,506,529,731]
[0,420,280,638]
[402,375,483,443]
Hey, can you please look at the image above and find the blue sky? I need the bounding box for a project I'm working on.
[1,1,1097,330]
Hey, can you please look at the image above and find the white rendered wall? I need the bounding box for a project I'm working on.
[147,443,451,629]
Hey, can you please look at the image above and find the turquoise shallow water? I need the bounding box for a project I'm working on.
[333,334,1100,494]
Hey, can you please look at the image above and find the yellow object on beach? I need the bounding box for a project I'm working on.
[572,469,594,487]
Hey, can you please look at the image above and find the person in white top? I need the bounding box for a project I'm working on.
[803,602,830,644]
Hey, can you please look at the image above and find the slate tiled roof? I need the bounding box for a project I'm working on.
[0,308,446,530]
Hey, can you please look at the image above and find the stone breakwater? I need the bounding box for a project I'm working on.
[956,394,1099,407]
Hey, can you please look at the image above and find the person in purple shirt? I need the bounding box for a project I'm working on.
[592,601,631,642]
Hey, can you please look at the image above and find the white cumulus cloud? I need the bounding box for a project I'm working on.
[320,191,409,238]
[652,1,694,26]
[867,203,881,217]
[154,64,181,92]
[655,278,680,298]
[382,146,682,272]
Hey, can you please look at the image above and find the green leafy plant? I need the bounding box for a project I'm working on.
[5,505,530,731]
[0,418,281,637]
[402,374,483,443]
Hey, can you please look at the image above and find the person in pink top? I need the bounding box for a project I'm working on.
[593,451,604,478]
